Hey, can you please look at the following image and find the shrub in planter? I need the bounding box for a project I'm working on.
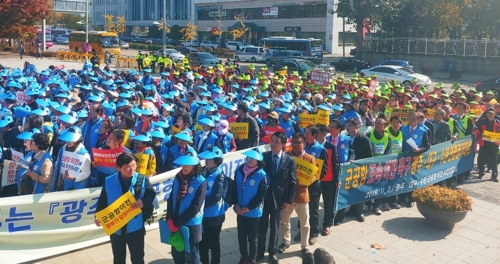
[412,185,472,211]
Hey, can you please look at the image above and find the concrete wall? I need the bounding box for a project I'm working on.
[363,52,500,76]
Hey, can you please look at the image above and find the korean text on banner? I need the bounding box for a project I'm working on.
[172,126,182,136]
[60,151,85,178]
[92,146,123,167]
[335,137,475,211]
[11,149,24,162]
[293,157,318,186]
[314,158,324,180]
[298,114,317,129]
[230,122,249,140]
[16,91,30,105]
[1,160,17,187]
[426,108,436,120]
[135,153,149,175]
[316,110,329,126]
[390,108,414,124]
[482,130,500,143]
[95,191,141,235]
[310,70,330,87]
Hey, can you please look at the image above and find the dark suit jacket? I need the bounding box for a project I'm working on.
[348,132,374,161]
[262,151,297,209]
[423,119,436,145]
[433,120,452,144]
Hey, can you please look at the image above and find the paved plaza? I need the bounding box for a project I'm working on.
[36,171,500,264]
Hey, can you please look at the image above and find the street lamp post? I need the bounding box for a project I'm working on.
[153,0,168,57]
[85,0,89,42]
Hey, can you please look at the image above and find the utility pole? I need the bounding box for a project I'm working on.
[162,0,167,57]
[85,0,89,42]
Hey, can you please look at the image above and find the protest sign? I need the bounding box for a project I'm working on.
[135,153,149,175]
[230,123,249,140]
[336,137,475,211]
[172,126,182,136]
[293,157,318,186]
[92,147,123,167]
[482,130,500,143]
[426,108,436,120]
[60,151,85,178]
[310,70,330,87]
[94,191,141,235]
[298,114,317,128]
[11,149,24,162]
[316,110,329,125]
[122,129,131,148]
[314,158,324,180]
[390,108,414,124]
[1,160,17,186]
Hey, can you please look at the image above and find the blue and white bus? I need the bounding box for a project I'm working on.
[259,37,323,58]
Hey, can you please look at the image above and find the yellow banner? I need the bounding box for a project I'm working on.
[470,108,482,117]
[293,157,318,186]
[135,153,149,175]
[317,109,329,125]
[482,130,500,143]
[426,109,435,120]
[314,158,324,180]
[195,124,203,132]
[230,122,249,140]
[390,108,414,124]
[95,191,141,235]
[122,129,131,148]
[172,126,182,135]
[298,114,318,129]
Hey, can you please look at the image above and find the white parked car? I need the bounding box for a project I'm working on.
[154,49,185,61]
[234,46,267,63]
[119,41,129,50]
[55,36,69,44]
[226,41,243,52]
[200,40,219,49]
[181,40,199,47]
[360,65,432,86]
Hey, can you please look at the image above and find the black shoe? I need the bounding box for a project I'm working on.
[321,227,331,236]
[309,236,318,245]
[334,221,343,226]
[293,233,301,242]
[478,173,485,179]
[301,248,310,257]
[373,207,382,215]
[256,253,264,261]
[357,214,365,222]
[390,203,401,209]
[277,243,290,254]
[492,178,499,182]
[269,254,279,264]
[238,256,247,264]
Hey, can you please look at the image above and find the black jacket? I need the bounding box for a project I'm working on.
[262,151,297,209]
[235,114,260,150]
[348,132,374,161]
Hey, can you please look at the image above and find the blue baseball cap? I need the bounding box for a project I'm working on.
[242,148,263,161]
[17,128,41,140]
[198,117,215,127]
[174,132,193,143]
[151,128,166,139]
[58,126,82,142]
[133,132,152,142]
[198,146,223,160]
[174,154,200,166]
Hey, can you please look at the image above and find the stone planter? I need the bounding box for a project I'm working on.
[416,202,468,230]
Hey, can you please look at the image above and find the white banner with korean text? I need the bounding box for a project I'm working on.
[0,145,268,264]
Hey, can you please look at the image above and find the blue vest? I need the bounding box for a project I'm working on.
[194,130,218,153]
[31,151,54,194]
[190,102,200,119]
[172,174,205,226]
[169,144,196,168]
[279,117,296,138]
[234,166,267,218]
[342,110,361,124]
[331,115,347,125]
[218,132,234,154]
[203,166,229,218]
[304,141,324,159]
[105,172,145,235]
[54,144,90,190]
[326,134,350,163]
[16,152,34,190]
[82,117,103,155]
[401,125,426,153]
[141,75,153,85]
[135,120,153,133]
[156,145,169,166]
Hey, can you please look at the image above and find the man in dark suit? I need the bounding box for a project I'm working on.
[258,131,297,264]
[432,108,452,144]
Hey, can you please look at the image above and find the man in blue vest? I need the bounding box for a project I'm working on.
[94,153,156,264]
[82,104,104,155]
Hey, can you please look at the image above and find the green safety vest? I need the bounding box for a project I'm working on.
[369,131,390,156]
[386,128,403,154]
[448,116,468,138]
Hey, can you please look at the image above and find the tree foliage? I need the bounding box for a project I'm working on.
[230,12,249,41]
[0,0,52,39]
[180,21,198,41]
[47,13,85,30]
[104,14,115,33]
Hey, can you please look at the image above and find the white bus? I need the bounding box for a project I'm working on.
[259,37,323,58]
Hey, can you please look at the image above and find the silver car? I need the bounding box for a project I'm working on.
[154,49,185,62]
[234,46,267,63]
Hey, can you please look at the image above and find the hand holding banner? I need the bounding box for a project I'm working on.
[95,191,141,235]
[230,123,249,140]
[293,157,318,186]
[60,151,85,179]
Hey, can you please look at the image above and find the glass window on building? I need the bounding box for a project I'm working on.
[174,0,189,20]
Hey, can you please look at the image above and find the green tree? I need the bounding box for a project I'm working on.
[180,21,198,41]
[334,0,405,58]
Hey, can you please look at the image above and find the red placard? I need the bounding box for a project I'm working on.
[310,70,330,87]
[92,146,124,167]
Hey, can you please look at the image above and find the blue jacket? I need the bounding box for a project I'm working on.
[105,172,145,235]
[82,117,103,155]
[279,117,296,138]
[141,75,153,85]
[194,130,219,153]
[172,174,206,226]
[401,125,427,153]
[31,151,54,194]
[326,134,350,163]
[234,165,267,218]
[343,110,362,124]
[167,144,196,170]
[203,166,228,218]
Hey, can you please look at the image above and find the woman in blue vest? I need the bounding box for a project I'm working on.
[23,133,54,194]
[215,120,236,154]
[94,152,156,264]
[166,132,197,170]
[233,148,268,264]
[198,147,228,264]
[194,117,219,154]
[151,128,169,175]
[14,128,38,195]
[167,154,207,264]
[54,126,92,191]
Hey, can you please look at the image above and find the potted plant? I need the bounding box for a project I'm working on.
[412,185,472,230]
